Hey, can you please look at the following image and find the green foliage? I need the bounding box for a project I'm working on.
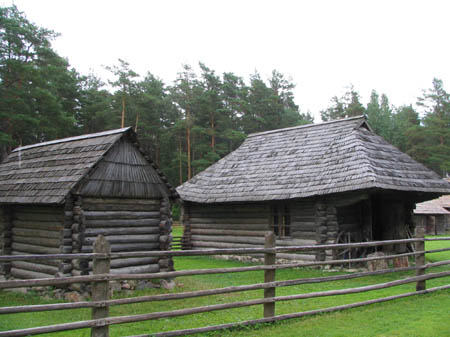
[0,5,79,160]
[320,85,365,121]
[2,4,450,184]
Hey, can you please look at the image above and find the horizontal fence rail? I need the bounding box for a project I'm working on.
[0,230,449,337]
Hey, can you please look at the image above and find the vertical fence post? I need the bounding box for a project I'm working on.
[264,232,276,318]
[91,235,111,337]
[415,226,426,291]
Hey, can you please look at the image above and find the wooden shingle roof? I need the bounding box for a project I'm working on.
[0,128,177,204]
[177,116,450,203]
[415,195,450,215]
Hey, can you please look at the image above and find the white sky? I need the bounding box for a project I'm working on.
[3,0,450,121]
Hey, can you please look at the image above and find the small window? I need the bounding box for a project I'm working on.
[271,204,290,237]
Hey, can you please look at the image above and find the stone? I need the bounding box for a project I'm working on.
[64,291,83,302]
[161,279,176,290]
[122,283,131,290]
[393,256,409,268]
[367,252,388,271]
[110,281,122,292]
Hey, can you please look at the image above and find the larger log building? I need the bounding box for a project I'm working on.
[0,128,177,279]
[177,116,450,262]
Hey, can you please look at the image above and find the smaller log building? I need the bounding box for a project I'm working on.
[414,195,450,235]
[0,128,177,279]
[177,116,450,262]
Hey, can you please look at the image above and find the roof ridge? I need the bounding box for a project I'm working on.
[248,115,366,138]
[13,127,132,152]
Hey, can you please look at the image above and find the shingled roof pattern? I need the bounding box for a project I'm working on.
[0,128,176,204]
[177,116,450,203]
[415,195,450,214]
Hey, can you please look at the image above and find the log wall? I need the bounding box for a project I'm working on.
[81,197,162,274]
[184,201,318,262]
[10,205,64,279]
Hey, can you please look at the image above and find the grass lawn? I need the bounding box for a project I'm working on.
[0,237,449,336]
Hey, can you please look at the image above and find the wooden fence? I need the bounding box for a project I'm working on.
[0,228,449,337]
[171,235,191,250]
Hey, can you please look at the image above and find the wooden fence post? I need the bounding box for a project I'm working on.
[415,226,426,291]
[264,232,276,318]
[91,235,111,337]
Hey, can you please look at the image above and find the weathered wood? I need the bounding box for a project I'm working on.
[11,243,59,255]
[84,219,160,228]
[91,235,111,337]
[83,234,160,245]
[276,253,316,261]
[190,228,268,237]
[12,235,60,248]
[84,227,160,237]
[83,198,160,205]
[415,227,426,291]
[83,211,160,220]
[82,204,158,212]
[110,264,159,274]
[191,235,266,245]
[109,257,159,269]
[81,242,160,253]
[264,232,276,318]
[10,268,51,280]
[11,261,58,276]
[0,251,441,290]
[190,223,269,230]
[190,218,269,225]
[13,212,64,222]
[12,220,61,231]
[291,222,316,231]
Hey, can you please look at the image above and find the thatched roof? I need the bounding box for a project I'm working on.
[0,128,177,204]
[415,195,450,215]
[177,116,450,203]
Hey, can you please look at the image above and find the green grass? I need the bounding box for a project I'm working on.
[0,238,449,336]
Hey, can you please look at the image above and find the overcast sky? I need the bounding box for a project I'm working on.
[3,0,450,121]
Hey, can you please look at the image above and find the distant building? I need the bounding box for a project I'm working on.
[415,195,450,235]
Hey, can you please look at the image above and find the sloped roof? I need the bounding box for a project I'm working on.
[415,195,450,215]
[0,128,177,204]
[177,116,450,203]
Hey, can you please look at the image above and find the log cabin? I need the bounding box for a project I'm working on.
[414,195,450,235]
[0,127,178,279]
[177,116,450,262]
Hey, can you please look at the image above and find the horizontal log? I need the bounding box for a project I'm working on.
[84,219,160,228]
[83,197,160,205]
[10,268,52,280]
[277,253,316,261]
[292,232,318,240]
[193,241,259,249]
[82,204,159,212]
[190,205,268,213]
[11,261,58,276]
[12,221,62,231]
[83,234,160,245]
[291,222,316,231]
[11,243,59,255]
[189,217,268,225]
[190,228,269,237]
[188,211,270,219]
[192,235,265,245]
[11,251,59,267]
[276,238,316,246]
[110,264,159,274]
[13,206,63,214]
[13,212,64,222]
[83,211,160,220]
[81,242,160,253]
[109,257,159,269]
[12,235,60,248]
[190,223,269,231]
[84,227,160,237]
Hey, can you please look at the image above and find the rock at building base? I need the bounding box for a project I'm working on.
[161,279,176,290]
[367,252,388,271]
